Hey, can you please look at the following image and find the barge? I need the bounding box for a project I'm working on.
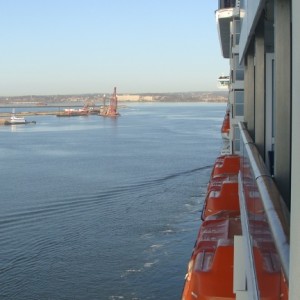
[56,108,89,117]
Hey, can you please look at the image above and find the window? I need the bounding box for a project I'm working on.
[235,90,244,116]
[219,0,236,9]
[234,54,244,81]
[233,125,241,152]
[234,19,241,46]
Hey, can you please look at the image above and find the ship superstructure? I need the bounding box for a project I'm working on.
[182,0,300,299]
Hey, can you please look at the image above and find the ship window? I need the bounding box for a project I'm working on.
[219,0,236,9]
[194,251,214,272]
[234,20,241,46]
[234,90,244,116]
[234,55,244,81]
[234,125,241,152]
[236,69,244,81]
[235,32,240,46]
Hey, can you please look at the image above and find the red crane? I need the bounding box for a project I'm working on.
[100,87,120,117]
[108,87,118,116]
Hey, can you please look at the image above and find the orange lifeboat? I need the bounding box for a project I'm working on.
[207,173,237,193]
[182,214,285,300]
[210,155,240,178]
[202,175,239,220]
[182,141,287,299]
[182,217,241,300]
[242,179,265,214]
[280,271,289,300]
[221,111,230,139]
[249,218,284,299]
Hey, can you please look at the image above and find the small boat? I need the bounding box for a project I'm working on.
[9,114,27,124]
[5,109,36,125]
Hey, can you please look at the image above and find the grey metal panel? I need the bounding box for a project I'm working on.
[239,0,266,62]
[289,0,300,297]
[274,0,291,204]
[244,47,255,139]
[254,18,265,159]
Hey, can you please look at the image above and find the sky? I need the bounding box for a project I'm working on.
[0,0,229,96]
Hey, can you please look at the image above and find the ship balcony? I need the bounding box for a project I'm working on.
[216,8,234,58]
[236,122,290,299]
[217,75,230,89]
[216,1,240,58]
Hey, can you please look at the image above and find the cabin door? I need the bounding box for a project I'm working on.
[265,53,275,175]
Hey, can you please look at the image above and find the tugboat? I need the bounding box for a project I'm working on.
[6,109,36,125]
[9,114,27,124]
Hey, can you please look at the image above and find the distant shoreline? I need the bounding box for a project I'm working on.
[0,99,227,108]
[0,91,228,106]
[0,101,227,118]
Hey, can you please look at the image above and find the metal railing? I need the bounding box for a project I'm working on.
[238,122,290,287]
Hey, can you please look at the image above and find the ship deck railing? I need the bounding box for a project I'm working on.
[237,122,290,299]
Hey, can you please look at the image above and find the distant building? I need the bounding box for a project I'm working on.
[116,95,140,101]
[116,95,154,101]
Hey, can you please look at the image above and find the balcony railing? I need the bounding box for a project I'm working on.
[238,122,290,298]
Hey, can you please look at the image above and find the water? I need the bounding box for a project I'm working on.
[0,103,225,299]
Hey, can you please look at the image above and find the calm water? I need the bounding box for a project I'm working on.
[0,103,225,299]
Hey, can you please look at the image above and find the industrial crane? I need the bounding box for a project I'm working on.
[100,87,120,117]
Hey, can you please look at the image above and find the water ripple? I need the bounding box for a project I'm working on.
[0,165,212,230]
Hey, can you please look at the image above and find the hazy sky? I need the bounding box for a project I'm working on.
[0,0,229,96]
